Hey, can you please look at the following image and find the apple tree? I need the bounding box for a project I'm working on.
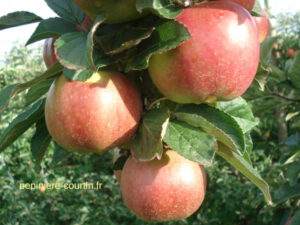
[0,0,292,223]
[244,9,300,225]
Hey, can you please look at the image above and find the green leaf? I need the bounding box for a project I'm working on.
[290,210,300,225]
[286,159,300,186]
[163,120,216,166]
[0,62,63,113]
[0,84,18,113]
[217,143,273,205]
[251,0,263,16]
[252,99,286,116]
[98,25,154,55]
[0,11,42,30]
[127,20,190,71]
[25,78,54,106]
[254,63,271,91]
[173,104,245,154]
[113,154,129,170]
[260,37,278,67]
[26,17,78,45]
[271,208,292,225]
[131,108,169,161]
[283,134,300,147]
[50,144,72,169]
[217,97,258,133]
[242,151,252,166]
[31,118,52,164]
[288,52,300,88]
[55,32,90,70]
[93,50,114,69]
[55,31,112,70]
[245,132,253,155]
[284,151,300,165]
[136,0,183,19]
[63,68,95,81]
[269,65,286,82]
[45,0,85,24]
[86,13,108,69]
[285,58,294,72]
[0,99,45,152]
[274,183,300,204]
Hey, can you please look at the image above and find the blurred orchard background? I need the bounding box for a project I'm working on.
[1,0,300,224]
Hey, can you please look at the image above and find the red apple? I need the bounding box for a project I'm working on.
[253,9,271,43]
[121,150,206,222]
[216,0,255,11]
[72,0,144,24]
[43,37,58,68]
[148,1,260,103]
[45,71,143,154]
[76,15,93,32]
[286,48,296,57]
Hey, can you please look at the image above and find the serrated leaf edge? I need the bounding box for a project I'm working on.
[174,106,245,155]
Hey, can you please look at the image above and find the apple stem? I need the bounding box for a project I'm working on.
[147,97,168,110]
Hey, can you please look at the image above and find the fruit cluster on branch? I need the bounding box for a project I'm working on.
[0,0,273,222]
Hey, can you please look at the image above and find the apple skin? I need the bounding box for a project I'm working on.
[216,0,255,11]
[286,48,296,57]
[76,15,93,32]
[43,37,58,68]
[253,9,271,43]
[72,0,144,24]
[45,71,143,154]
[148,1,260,104]
[121,150,206,222]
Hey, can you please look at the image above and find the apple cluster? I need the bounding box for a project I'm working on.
[43,0,270,222]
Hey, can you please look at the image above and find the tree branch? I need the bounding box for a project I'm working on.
[266,87,300,103]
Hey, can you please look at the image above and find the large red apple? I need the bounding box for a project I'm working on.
[72,0,144,24]
[253,9,271,43]
[121,150,206,222]
[43,37,58,68]
[45,71,143,154]
[216,0,255,11]
[148,1,260,104]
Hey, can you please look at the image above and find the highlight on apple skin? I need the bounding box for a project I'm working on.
[121,150,207,222]
[45,71,143,154]
[253,9,271,43]
[148,1,260,104]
